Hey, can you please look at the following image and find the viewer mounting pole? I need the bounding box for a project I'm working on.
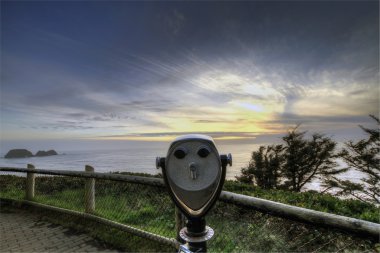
[156,134,232,252]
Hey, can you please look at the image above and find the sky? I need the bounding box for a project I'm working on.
[0,1,379,149]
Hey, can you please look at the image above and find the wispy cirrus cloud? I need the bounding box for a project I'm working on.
[1,1,378,141]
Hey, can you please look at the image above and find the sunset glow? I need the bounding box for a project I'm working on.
[1,1,378,149]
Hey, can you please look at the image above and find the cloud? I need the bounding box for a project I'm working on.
[121,99,176,113]
[65,112,88,118]
[268,114,372,125]
[289,70,379,117]
[97,131,258,141]
[162,9,186,36]
[1,1,378,141]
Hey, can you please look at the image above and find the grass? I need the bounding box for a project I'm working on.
[223,180,379,223]
[0,174,378,252]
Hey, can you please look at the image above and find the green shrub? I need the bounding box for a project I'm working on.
[223,180,379,223]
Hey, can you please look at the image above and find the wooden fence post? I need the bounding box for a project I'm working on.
[85,165,95,214]
[26,164,35,200]
[175,207,185,242]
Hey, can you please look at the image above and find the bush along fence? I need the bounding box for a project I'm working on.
[0,165,379,252]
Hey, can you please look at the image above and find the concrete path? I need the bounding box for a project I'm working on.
[0,207,119,252]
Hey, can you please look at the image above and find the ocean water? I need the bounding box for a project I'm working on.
[0,141,365,191]
[0,142,257,180]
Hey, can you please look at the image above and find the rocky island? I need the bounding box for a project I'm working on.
[4,149,58,158]
[4,149,34,158]
[35,150,58,157]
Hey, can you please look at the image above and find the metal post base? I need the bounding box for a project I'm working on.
[178,226,214,253]
[179,226,214,243]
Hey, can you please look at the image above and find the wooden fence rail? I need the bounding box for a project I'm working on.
[0,166,164,186]
[0,166,379,238]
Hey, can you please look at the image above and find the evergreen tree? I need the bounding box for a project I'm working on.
[324,115,380,204]
[236,145,283,189]
[237,127,345,192]
[236,167,254,184]
[282,128,343,192]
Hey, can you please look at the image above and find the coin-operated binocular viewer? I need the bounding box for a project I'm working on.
[156,134,232,252]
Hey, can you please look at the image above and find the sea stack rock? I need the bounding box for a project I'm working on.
[4,149,33,158]
[35,150,58,157]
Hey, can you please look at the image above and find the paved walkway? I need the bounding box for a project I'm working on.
[0,207,119,252]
